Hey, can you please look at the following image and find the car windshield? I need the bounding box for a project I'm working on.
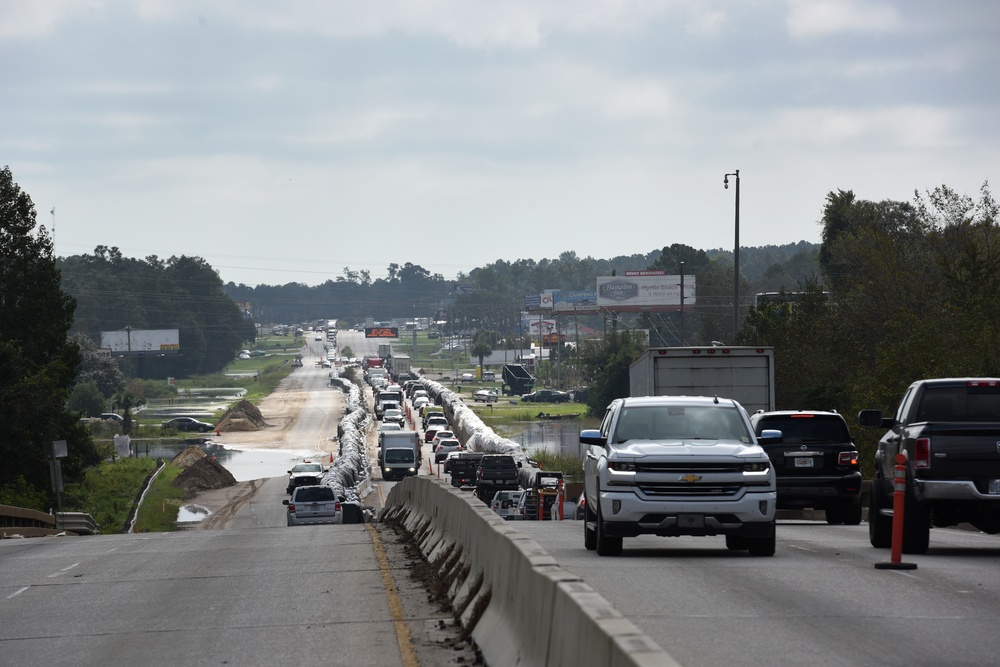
[292,464,323,473]
[613,405,751,443]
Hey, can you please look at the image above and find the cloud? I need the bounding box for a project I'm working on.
[787,0,901,37]
[759,106,957,149]
[0,0,105,40]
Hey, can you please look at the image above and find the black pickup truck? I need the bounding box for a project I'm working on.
[475,454,520,503]
[859,378,1000,553]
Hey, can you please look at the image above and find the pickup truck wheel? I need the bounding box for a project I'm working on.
[868,477,892,549]
[902,488,930,554]
[746,524,776,557]
[842,501,863,526]
[595,501,622,557]
[583,500,596,551]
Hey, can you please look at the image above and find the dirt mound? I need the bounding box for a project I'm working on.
[171,445,207,468]
[216,399,268,432]
[172,457,238,498]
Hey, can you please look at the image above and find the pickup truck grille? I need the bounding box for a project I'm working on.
[636,461,743,474]
[638,483,743,496]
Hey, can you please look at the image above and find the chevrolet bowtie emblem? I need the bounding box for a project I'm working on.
[680,474,702,482]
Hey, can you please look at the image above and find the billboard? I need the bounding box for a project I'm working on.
[596,275,696,311]
[365,327,399,338]
[553,290,598,313]
[100,329,180,356]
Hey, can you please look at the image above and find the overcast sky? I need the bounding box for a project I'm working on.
[3,1,997,287]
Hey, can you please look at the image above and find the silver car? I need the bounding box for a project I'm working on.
[283,485,341,526]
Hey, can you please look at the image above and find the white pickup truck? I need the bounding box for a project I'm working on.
[582,396,779,556]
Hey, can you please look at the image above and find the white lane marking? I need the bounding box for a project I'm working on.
[7,587,30,599]
[788,544,818,553]
[47,562,80,578]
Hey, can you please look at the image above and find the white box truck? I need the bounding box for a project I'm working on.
[629,346,775,414]
[378,430,422,477]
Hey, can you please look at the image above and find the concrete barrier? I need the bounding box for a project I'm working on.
[381,476,680,667]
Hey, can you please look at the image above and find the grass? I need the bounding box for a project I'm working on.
[62,457,159,535]
[134,463,185,533]
[526,451,586,483]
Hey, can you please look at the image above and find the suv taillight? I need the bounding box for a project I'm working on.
[914,438,931,469]
[287,503,295,513]
[838,451,859,466]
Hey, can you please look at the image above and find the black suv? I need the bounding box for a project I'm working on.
[749,410,862,525]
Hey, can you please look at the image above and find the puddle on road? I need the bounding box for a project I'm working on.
[177,505,211,522]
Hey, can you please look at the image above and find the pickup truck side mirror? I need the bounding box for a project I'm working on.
[580,429,606,446]
[757,429,782,444]
[858,409,894,428]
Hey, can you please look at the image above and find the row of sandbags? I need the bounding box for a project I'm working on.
[324,375,373,502]
[418,377,532,467]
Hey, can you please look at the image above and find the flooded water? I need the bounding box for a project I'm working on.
[140,387,248,421]
[504,419,596,457]
[130,440,327,482]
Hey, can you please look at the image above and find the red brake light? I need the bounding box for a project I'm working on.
[838,451,859,466]
[790,414,815,419]
[914,438,931,469]
[287,503,295,513]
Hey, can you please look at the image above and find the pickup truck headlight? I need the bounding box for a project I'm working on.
[743,460,771,474]
[608,461,636,472]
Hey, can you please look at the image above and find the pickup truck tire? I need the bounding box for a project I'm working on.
[583,501,596,551]
[902,487,930,554]
[868,476,892,549]
[595,501,623,557]
[746,524,776,557]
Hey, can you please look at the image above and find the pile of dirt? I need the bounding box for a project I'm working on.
[172,457,238,498]
[215,399,269,432]
[171,445,207,468]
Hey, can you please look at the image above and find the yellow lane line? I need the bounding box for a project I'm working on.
[367,524,420,667]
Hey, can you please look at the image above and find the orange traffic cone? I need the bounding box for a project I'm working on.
[216,427,221,436]
[329,451,334,463]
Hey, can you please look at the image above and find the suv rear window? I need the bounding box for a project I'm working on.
[755,414,850,443]
[293,487,335,501]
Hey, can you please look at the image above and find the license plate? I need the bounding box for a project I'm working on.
[678,514,705,528]
[989,479,1000,494]
[794,458,814,468]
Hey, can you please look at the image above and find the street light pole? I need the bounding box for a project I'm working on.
[724,170,740,341]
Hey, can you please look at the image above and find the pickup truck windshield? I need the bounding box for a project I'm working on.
[614,405,751,443]
[917,385,1000,422]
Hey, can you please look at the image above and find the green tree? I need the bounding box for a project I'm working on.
[471,330,495,370]
[0,165,99,498]
[67,381,107,417]
[72,332,124,398]
[112,391,147,438]
[577,329,647,415]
